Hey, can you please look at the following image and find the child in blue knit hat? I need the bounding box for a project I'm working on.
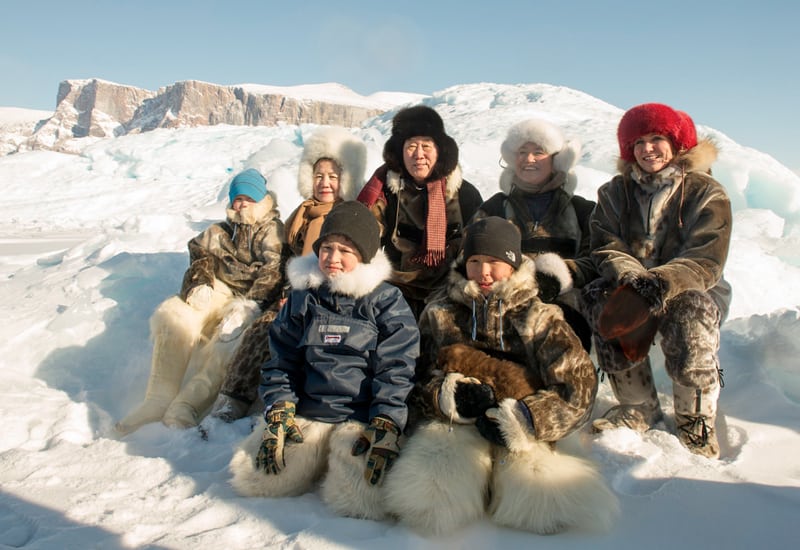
[115,168,288,435]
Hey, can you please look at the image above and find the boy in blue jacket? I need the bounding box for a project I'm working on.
[229,201,419,520]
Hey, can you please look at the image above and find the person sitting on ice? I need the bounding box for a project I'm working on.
[584,103,732,459]
[228,201,419,521]
[382,216,617,536]
[114,168,287,435]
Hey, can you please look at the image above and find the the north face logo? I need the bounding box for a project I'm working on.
[505,250,516,263]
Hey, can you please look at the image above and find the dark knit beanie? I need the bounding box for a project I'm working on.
[462,217,522,269]
[312,201,381,262]
[382,105,459,182]
[617,103,698,163]
[228,168,267,204]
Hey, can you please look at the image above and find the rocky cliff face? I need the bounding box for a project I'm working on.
[14,79,389,154]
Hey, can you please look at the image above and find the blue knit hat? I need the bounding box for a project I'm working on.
[228,169,267,204]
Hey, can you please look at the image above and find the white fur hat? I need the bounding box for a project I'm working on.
[297,127,367,201]
[500,118,581,176]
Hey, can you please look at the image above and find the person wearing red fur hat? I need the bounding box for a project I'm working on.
[583,103,732,459]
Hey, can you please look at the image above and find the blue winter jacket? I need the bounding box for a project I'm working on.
[260,251,419,430]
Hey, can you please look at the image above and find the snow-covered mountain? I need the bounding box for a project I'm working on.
[1,82,799,549]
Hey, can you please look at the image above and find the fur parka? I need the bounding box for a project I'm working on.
[590,139,732,310]
[179,192,287,305]
[411,256,597,442]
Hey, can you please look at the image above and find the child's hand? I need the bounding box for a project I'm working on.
[255,401,304,474]
[351,415,401,486]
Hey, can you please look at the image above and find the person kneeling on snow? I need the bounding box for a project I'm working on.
[384,216,617,536]
[584,103,732,459]
[114,168,287,435]
[229,201,419,520]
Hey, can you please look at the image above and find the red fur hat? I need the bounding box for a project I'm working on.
[617,103,698,162]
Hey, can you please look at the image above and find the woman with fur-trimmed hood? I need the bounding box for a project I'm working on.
[474,118,596,350]
[381,217,616,536]
[584,103,732,459]
[208,128,368,424]
[229,201,419,521]
[357,105,483,318]
[114,168,286,435]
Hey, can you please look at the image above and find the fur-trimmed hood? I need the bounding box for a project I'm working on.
[616,139,718,178]
[297,127,367,202]
[445,255,540,313]
[286,248,393,298]
[384,165,466,200]
[225,190,280,226]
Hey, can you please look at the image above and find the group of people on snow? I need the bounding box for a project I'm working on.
[115,101,732,535]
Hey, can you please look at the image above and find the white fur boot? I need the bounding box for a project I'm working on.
[163,298,261,428]
[320,421,389,520]
[383,421,492,536]
[229,416,335,498]
[115,296,209,435]
[490,440,619,534]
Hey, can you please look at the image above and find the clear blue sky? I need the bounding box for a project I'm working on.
[2,0,798,170]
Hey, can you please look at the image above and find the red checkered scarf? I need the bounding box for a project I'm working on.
[412,178,448,267]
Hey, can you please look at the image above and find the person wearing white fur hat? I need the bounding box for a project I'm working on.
[207,128,368,424]
[473,118,596,351]
[382,216,617,536]
[114,168,287,435]
[229,201,419,520]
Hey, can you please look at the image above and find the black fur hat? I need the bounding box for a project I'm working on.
[312,201,381,262]
[382,105,459,182]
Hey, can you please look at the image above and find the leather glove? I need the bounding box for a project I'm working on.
[255,401,304,474]
[535,271,562,303]
[351,415,401,486]
[454,380,497,418]
[475,398,535,450]
[186,284,214,310]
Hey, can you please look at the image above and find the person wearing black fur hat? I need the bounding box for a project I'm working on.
[357,104,483,318]
[473,118,596,351]
[381,216,616,536]
[584,103,732,459]
[229,201,420,521]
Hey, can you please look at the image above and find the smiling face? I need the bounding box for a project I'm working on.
[465,254,515,295]
[633,134,675,173]
[318,234,362,277]
[312,159,342,203]
[513,142,554,188]
[402,137,438,182]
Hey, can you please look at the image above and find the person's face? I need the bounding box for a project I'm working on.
[403,137,438,182]
[313,159,341,203]
[318,235,362,276]
[514,142,554,189]
[465,254,515,295]
[633,134,675,174]
[231,195,256,212]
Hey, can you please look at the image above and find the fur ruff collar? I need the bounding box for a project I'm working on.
[616,139,718,179]
[287,249,393,298]
[384,165,464,199]
[446,256,540,311]
[225,191,279,226]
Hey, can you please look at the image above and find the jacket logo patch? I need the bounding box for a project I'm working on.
[323,334,342,344]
